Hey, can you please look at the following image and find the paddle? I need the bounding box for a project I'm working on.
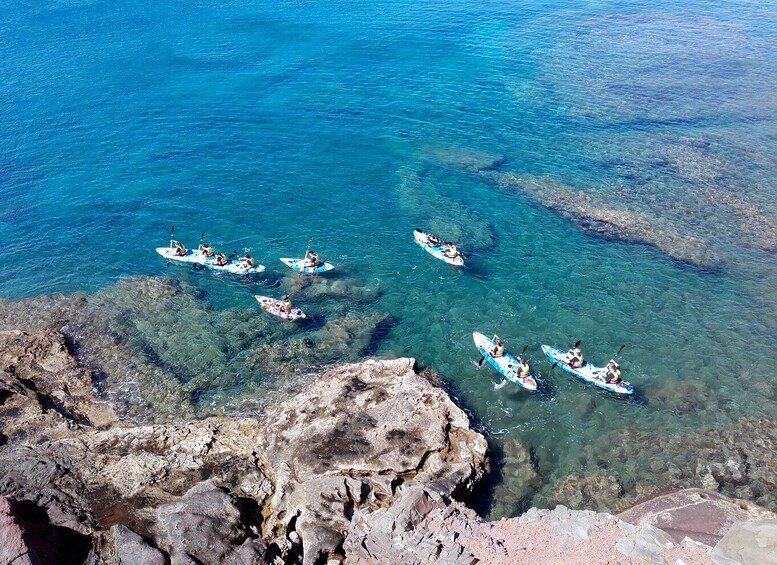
[167,225,175,264]
[551,340,581,370]
[477,319,504,368]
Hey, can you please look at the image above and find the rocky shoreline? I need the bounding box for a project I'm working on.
[1,324,776,564]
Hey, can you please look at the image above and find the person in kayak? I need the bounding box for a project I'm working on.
[240,254,254,268]
[279,294,293,313]
[173,241,187,256]
[215,252,228,266]
[605,360,622,384]
[565,346,584,368]
[516,357,530,380]
[491,336,505,358]
[304,250,319,268]
[200,243,215,257]
[441,242,460,259]
[426,233,441,247]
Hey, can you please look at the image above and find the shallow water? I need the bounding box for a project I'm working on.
[2,0,777,517]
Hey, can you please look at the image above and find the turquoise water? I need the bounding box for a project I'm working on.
[3,0,777,516]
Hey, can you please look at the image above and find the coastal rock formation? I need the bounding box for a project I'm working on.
[554,417,777,514]
[342,486,758,565]
[482,171,720,269]
[0,276,394,421]
[0,327,487,564]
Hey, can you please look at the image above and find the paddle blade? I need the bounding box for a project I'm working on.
[171,225,175,237]
[494,379,508,390]
[574,340,581,348]
[521,345,528,355]
[201,231,205,241]
[477,356,485,368]
[551,361,559,370]
[616,345,626,356]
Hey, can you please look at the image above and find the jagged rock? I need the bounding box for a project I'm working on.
[0,330,117,442]
[343,487,478,565]
[618,489,777,547]
[256,358,487,563]
[712,519,777,565]
[0,495,92,565]
[153,482,268,565]
[111,524,167,565]
[0,329,487,565]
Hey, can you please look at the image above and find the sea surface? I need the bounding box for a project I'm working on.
[3,0,777,517]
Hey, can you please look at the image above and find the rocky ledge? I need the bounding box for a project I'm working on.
[0,329,486,564]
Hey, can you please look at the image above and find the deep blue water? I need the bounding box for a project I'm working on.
[3,0,777,516]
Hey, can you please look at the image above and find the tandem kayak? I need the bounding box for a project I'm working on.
[413,229,464,266]
[542,345,634,395]
[156,247,265,275]
[254,295,306,320]
[279,257,335,274]
[473,332,537,391]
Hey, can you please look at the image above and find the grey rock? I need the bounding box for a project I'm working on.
[153,481,265,565]
[112,524,167,565]
[712,519,777,565]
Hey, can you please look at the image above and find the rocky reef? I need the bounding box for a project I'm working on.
[0,276,390,421]
[481,171,721,269]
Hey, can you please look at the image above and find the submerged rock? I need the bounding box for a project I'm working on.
[419,142,505,172]
[483,171,721,268]
[556,417,777,514]
[398,165,496,252]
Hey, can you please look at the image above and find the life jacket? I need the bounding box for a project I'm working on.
[518,363,530,378]
[607,367,621,383]
[493,343,505,357]
[244,257,254,267]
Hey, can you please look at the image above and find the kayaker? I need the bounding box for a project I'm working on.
[442,242,460,258]
[426,233,441,247]
[516,358,530,380]
[304,250,319,268]
[241,254,254,268]
[605,360,622,384]
[200,243,215,257]
[173,241,187,257]
[566,346,584,368]
[215,252,228,266]
[491,336,505,358]
[279,294,293,313]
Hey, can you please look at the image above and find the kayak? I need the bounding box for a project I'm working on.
[413,229,464,266]
[473,332,537,391]
[255,295,306,320]
[542,345,634,395]
[279,257,335,274]
[157,247,265,275]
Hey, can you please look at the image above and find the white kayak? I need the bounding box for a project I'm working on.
[542,345,634,395]
[255,295,306,320]
[473,332,537,391]
[157,247,265,275]
[279,257,335,274]
[413,229,464,266]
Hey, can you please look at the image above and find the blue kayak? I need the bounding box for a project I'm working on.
[542,345,634,395]
[474,332,537,391]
